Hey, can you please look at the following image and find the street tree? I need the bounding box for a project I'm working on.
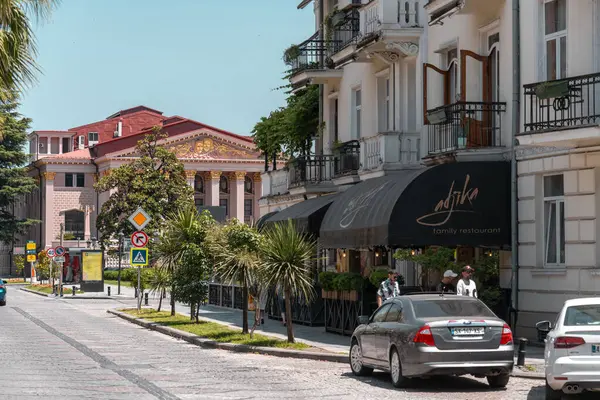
[210,219,262,334]
[260,220,316,343]
[94,127,194,248]
[0,97,37,244]
[147,266,171,312]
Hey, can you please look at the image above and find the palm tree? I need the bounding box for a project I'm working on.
[260,219,316,343]
[147,266,171,312]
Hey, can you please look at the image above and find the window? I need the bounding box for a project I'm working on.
[88,132,99,143]
[244,199,253,217]
[219,198,228,216]
[352,88,361,139]
[195,198,204,207]
[50,137,60,154]
[64,210,84,240]
[38,137,47,154]
[544,174,565,265]
[244,176,253,194]
[564,305,600,326]
[446,47,459,102]
[219,176,229,193]
[194,175,204,193]
[412,299,496,318]
[544,0,567,80]
[371,303,392,323]
[330,98,339,144]
[384,303,403,322]
[62,137,71,153]
[377,76,390,132]
[65,173,85,188]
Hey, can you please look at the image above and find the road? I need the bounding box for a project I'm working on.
[0,287,589,400]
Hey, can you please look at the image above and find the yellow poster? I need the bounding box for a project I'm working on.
[82,251,102,282]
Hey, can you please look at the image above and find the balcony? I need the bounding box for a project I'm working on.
[426,101,506,156]
[287,32,343,90]
[287,155,336,194]
[328,9,361,64]
[333,140,360,181]
[338,0,364,10]
[518,72,600,147]
[359,131,421,175]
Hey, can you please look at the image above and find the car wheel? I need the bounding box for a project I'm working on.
[349,340,372,376]
[545,380,562,400]
[0,301,5,306]
[486,373,509,388]
[389,347,408,388]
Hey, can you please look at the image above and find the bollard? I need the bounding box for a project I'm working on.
[60,285,63,297]
[107,286,111,297]
[144,292,149,306]
[72,286,76,296]
[517,338,528,366]
[134,287,138,298]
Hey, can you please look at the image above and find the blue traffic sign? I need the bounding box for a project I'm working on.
[130,248,148,266]
[55,246,66,256]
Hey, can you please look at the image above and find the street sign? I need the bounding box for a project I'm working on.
[55,246,66,256]
[54,256,65,263]
[128,207,151,230]
[27,254,36,262]
[13,247,25,255]
[131,231,149,248]
[26,241,36,255]
[47,248,56,258]
[130,248,148,266]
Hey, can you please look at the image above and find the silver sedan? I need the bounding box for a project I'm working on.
[349,294,514,388]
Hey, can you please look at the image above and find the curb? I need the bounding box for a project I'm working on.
[107,309,348,364]
[511,368,544,380]
[20,287,113,300]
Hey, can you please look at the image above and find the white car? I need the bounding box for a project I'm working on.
[536,297,600,399]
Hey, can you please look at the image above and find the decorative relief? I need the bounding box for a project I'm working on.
[185,170,197,179]
[515,145,564,158]
[205,170,221,180]
[386,42,419,57]
[369,51,400,63]
[167,137,257,160]
[42,172,56,181]
[233,171,246,181]
[252,172,262,182]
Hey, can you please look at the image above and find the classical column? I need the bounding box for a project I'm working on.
[42,172,56,247]
[230,171,246,222]
[204,171,221,206]
[253,173,262,222]
[81,205,95,241]
[185,170,196,189]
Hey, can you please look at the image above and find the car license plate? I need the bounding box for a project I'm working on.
[451,327,484,336]
[592,344,600,354]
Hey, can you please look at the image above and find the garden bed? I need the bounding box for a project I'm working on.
[24,284,84,295]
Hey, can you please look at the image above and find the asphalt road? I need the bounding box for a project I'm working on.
[0,287,591,400]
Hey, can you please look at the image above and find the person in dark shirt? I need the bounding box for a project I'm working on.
[437,269,458,293]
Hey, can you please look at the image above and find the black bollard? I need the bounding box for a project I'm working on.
[134,287,138,298]
[72,286,76,296]
[107,286,111,297]
[144,292,149,306]
[517,338,528,366]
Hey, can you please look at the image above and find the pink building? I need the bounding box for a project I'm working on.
[10,106,264,273]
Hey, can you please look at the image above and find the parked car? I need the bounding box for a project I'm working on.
[349,294,514,388]
[0,279,7,306]
[536,297,600,399]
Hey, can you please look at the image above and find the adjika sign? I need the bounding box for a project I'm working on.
[416,175,479,227]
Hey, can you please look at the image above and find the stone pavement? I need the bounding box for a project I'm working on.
[4,287,585,400]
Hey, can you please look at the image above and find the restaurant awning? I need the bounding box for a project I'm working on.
[319,161,510,249]
[255,211,278,231]
[265,194,338,236]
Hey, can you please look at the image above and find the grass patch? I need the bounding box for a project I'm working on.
[25,284,83,295]
[105,280,134,288]
[120,308,310,351]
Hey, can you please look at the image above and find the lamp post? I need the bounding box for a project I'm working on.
[117,233,124,295]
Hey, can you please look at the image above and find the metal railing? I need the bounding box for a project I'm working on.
[427,101,506,155]
[333,140,360,177]
[331,9,361,54]
[361,0,422,37]
[288,155,335,187]
[289,32,330,75]
[523,72,600,133]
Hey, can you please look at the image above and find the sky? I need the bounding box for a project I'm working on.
[19,0,315,137]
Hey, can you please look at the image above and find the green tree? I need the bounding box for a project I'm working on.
[35,249,56,283]
[0,97,37,244]
[14,254,24,277]
[0,0,60,104]
[95,127,194,248]
[211,219,263,334]
[394,247,456,288]
[260,220,316,343]
[147,266,171,312]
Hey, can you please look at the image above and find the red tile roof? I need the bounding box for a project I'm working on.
[47,148,91,160]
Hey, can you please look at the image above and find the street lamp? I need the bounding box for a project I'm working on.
[117,233,124,295]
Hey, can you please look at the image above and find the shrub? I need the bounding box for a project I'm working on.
[319,271,337,291]
[103,270,118,280]
[332,273,364,291]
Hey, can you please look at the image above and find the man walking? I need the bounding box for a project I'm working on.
[437,269,458,293]
[456,265,477,298]
[377,270,400,306]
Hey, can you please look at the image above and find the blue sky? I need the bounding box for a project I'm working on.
[19,0,314,136]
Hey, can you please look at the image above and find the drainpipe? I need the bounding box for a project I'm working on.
[90,154,100,241]
[509,0,520,331]
[33,164,42,247]
[318,0,325,155]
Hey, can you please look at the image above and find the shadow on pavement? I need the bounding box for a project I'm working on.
[527,384,599,400]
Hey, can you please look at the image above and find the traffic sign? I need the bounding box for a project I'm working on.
[26,241,36,255]
[54,256,65,263]
[131,231,149,248]
[128,207,151,230]
[55,246,66,256]
[27,254,36,262]
[130,248,148,266]
[47,248,56,258]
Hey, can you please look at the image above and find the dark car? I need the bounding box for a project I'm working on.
[0,279,7,306]
[349,294,514,388]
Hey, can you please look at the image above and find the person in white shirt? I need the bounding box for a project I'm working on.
[456,265,477,298]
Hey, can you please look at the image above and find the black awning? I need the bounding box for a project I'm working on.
[255,211,278,231]
[320,161,510,248]
[265,194,338,236]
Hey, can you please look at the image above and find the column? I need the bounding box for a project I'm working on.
[42,172,56,247]
[252,173,262,221]
[204,171,220,206]
[81,205,94,241]
[185,170,196,189]
[230,171,245,222]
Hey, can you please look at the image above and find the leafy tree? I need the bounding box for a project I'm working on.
[260,220,316,343]
[210,219,263,334]
[95,127,194,248]
[14,254,24,277]
[35,249,56,283]
[394,247,456,288]
[0,0,60,103]
[0,97,37,244]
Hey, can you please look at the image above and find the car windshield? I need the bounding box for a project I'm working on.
[412,299,496,318]
[564,305,600,326]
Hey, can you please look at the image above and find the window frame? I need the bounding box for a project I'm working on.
[65,173,85,188]
[543,174,565,267]
[371,303,392,323]
[351,86,362,139]
[88,132,99,143]
[543,0,567,80]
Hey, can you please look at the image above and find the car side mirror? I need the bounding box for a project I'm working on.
[357,315,370,325]
[536,320,552,332]
[2,280,6,284]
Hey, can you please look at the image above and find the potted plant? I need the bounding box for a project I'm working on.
[535,80,570,100]
[283,44,301,66]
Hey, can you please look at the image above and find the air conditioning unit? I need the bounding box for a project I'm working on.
[113,131,119,138]
[78,136,85,150]
[89,141,98,147]
[38,143,44,148]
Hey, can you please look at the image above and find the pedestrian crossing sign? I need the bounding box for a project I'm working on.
[130,248,148,266]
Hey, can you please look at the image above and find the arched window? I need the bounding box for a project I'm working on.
[244,176,253,194]
[64,210,84,240]
[194,174,204,193]
[219,175,229,193]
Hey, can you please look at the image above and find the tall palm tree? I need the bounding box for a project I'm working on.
[147,266,171,312]
[260,220,316,343]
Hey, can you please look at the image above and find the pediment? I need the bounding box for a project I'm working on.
[166,136,260,160]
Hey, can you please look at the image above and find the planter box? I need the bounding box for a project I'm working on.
[321,289,358,301]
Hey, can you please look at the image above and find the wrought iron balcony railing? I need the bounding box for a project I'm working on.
[523,72,600,133]
[333,140,360,177]
[331,9,361,54]
[426,101,507,155]
[288,32,331,76]
[288,155,335,187]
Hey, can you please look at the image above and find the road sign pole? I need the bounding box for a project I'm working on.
[29,261,33,284]
[118,236,122,295]
[137,266,141,312]
[59,224,63,297]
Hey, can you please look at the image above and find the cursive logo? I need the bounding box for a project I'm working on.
[416,174,479,227]
[339,183,387,228]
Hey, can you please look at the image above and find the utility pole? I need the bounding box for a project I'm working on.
[137,264,142,312]
[59,223,64,297]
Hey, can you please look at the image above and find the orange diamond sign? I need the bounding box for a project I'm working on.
[128,207,151,230]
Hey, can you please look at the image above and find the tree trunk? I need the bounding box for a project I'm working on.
[157,289,163,312]
[242,285,249,334]
[195,301,200,323]
[190,302,195,321]
[250,289,261,339]
[284,284,294,343]
[170,284,176,316]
